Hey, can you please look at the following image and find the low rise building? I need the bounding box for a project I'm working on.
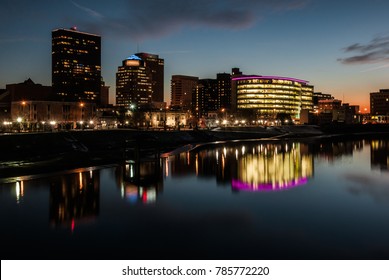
[147,110,189,129]
[11,100,96,130]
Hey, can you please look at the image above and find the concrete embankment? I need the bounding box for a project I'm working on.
[0,128,282,178]
[0,128,275,161]
[2,124,389,179]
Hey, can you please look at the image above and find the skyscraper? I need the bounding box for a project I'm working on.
[217,73,232,110]
[193,79,218,118]
[116,55,152,108]
[135,53,164,102]
[52,27,101,103]
[170,75,199,109]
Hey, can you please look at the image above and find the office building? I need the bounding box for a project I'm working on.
[100,82,110,106]
[0,79,96,130]
[0,79,52,122]
[231,68,243,112]
[318,99,342,113]
[135,53,164,102]
[170,75,199,109]
[116,55,152,108]
[217,73,232,110]
[3,78,52,102]
[193,79,218,118]
[232,75,314,119]
[11,100,95,129]
[52,27,101,103]
[370,89,389,116]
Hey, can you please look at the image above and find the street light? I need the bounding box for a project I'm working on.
[164,106,169,130]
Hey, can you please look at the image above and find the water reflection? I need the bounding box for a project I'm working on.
[371,140,389,171]
[168,142,314,192]
[233,143,313,191]
[115,160,163,204]
[49,170,100,230]
[15,180,24,204]
[315,140,364,161]
[2,138,389,259]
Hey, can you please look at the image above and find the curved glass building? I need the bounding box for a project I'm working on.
[233,75,314,118]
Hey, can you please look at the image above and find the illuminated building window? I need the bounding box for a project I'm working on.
[233,75,313,118]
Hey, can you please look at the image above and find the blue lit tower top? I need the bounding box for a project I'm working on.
[126,54,142,60]
[116,55,152,108]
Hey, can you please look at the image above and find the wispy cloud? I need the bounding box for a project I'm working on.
[338,34,389,64]
[361,63,389,72]
[345,172,389,203]
[71,0,309,40]
[71,1,104,19]
[158,50,192,55]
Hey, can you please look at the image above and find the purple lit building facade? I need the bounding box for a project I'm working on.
[233,75,314,119]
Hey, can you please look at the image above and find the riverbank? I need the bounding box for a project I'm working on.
[2,124,389,179]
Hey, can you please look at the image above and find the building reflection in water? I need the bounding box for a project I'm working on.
[233,143,313,191]
[115,159,163,204]
[168,142,314,192]
[315,140,364,162]
[49,169,100,230]
[371,139,389,171]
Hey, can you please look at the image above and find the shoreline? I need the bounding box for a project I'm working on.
[2,124,389,180]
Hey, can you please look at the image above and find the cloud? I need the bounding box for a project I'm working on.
[344,172,389,202]
[71,1,104,19]
[343,173,376,186]
[338,34,389,64]
[361,63,389,72]
[71,0,309,40]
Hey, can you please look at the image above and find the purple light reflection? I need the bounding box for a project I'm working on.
[232,177,308,192]
[232,75,309,84]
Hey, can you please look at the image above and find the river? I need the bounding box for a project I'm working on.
[1,137,389,259]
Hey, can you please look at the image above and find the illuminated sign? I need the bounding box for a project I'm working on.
[126,60,140,67]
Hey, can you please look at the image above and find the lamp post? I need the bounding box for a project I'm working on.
[21,101,27,131]
[17,117,22,132]
[79,102,84,129]
[164,106,168,131]
[129,104,136,128]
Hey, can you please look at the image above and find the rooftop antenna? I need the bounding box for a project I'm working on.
[137,42,140,53]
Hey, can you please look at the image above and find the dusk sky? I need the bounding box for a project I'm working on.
[1,0,389,110]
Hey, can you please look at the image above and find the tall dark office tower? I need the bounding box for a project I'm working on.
[52,27,101,103]
[217,73,231,110]
[171,75,199,110]
[231,68,243,112]
[193,79,218,118]
[135,53,164,102]
[116,55,152,108]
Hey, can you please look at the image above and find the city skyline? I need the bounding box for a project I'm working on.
[2,0,389,110]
